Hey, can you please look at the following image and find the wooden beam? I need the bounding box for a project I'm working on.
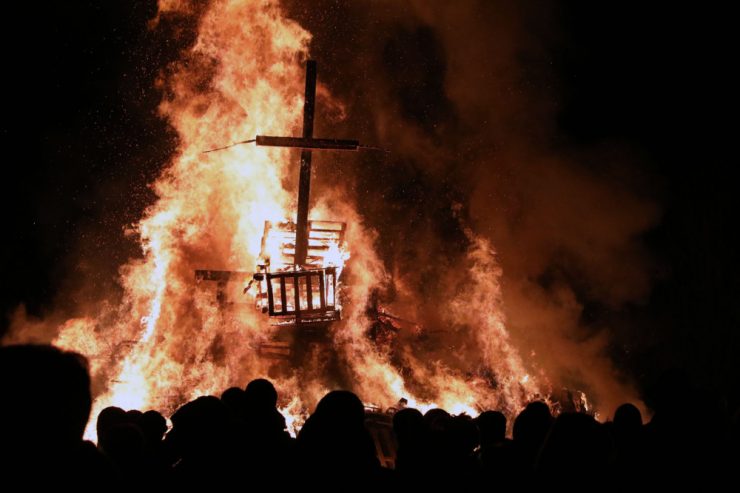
[256,135,359,151]
[295,60,317,266]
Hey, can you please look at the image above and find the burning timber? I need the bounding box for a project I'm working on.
[190,59,589,419]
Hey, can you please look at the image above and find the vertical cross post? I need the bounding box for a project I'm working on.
[295,60,316,267]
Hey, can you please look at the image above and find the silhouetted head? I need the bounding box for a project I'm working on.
[170,396,230,457]
[477,410,507,445]
[297,390,378,477]
[393,407,425,444]
[97,407,126,431]
[0,344,91,448]
[614,403,642,431]
[313,390,365,427]
[448,414,479,456]
[513,400,553,448]
[244,378,278,409]
[172,396,227,428]
[126,409,144,423]
[525,401,552,420]
[424,408,451,432]
[97,406,127,451]
[139,410,167,444]
[221,386,247,416]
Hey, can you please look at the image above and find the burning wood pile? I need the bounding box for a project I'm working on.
[38,1,558,440]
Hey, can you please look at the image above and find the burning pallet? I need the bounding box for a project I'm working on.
[195,219,346,326]
[254,220,345,326]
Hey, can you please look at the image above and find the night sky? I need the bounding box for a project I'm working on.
[2,1,737,409]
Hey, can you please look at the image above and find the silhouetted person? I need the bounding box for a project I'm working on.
[103,422,147,480]
[393,408,430,484]
[609,403,646,489]
[614,403,642,431]
[446,414,481,489]
[138,410,169,481]
[245,378,278,408]
[97,406,128,454]
[513,402,553,456]
[297,390,381,485]
[166,395,237,483]
[140,410,167,444]
[0,344,113,483]
[240,378,293,479]
[126,408,144,424]
[536,412,611,482]
[243,378,287,437]
[476,410,515,487]
[97,405,152,481]
[424,407,451,432]
[477,410,507,446]
[511,400,553,488]
[220,386,247,420]
[422,408,468,484]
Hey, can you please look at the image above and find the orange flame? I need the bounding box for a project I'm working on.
[40,0,547,440]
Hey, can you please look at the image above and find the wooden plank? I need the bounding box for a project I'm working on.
[280,277,287,314]
[306,274,313,310]
[295,60,317,267]
[256,136,359,150]
[267,275,275,316]
[319,272,326,309]
[293,272,301,314]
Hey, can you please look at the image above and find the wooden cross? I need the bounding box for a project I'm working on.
[256,60,358,267]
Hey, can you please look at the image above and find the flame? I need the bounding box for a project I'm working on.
[32,0,550,441]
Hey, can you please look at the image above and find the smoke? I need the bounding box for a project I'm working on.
[283,0,661,417]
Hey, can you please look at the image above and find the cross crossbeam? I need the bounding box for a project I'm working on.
[255,135,359,151]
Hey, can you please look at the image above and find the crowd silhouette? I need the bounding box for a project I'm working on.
[1,344,736,490]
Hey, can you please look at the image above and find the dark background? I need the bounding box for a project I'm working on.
[1,1,737,408]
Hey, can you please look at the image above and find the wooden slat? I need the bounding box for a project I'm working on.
[280,277,287,314]
[267,275,275,316]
